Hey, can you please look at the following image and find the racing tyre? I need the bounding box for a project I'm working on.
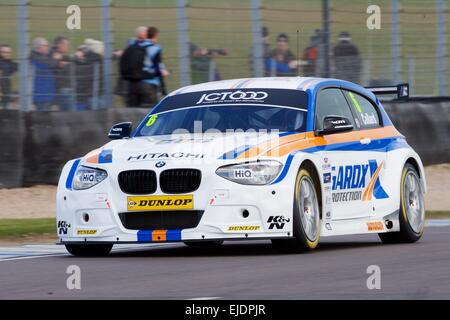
[65,244,113,257]
[272,168,320,253]
[184,240,224,248]
[379,163,425,244]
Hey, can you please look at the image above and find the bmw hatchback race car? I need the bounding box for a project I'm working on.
[57,77,426,256]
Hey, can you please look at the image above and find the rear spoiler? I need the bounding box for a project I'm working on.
[365,83,409,98]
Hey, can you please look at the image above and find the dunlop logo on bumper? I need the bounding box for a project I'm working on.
[76,229,97,235]
[127,195,193,211]
[228,226,260,231]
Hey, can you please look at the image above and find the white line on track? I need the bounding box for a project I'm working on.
[186,297,222,300]
[426,219,450,227]
[0,243,179,262]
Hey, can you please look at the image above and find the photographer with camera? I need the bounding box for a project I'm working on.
[189,42,228,84]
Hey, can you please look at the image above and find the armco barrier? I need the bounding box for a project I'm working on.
[0,110,24,188]
[0,100,448,188]
[383,99,450,165]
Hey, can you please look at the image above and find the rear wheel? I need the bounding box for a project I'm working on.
[184,240,224,248]
[379,163,425,244]
[272,168,320,253]
[65,244,113,257]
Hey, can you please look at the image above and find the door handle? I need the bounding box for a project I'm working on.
[360,137,371,145]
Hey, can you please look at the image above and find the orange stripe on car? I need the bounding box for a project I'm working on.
[362,161,384,201]
[152,230,167,242]
[84,148,101,164]
[238,126,402,159]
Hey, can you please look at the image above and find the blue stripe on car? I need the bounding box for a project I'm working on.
[271,137,408,185]
[65,158,81,190]
[137,230,153,242]
[166,230,182,241]
[99,149,113,163]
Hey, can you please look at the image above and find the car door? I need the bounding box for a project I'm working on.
[341,89,388,217]
[314,87,373,220]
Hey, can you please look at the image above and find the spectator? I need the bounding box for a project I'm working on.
[146,26,169,101]
[121,26,165,108]
[333,31,362,84]
[50,36,74,111]
[249,26,271,76]
[113,47,127,106]
[0,44,17,108]
[74,38,104,110]
[190,42,228,84]
[265,33,297,77]
[302,29,321,77]
[30,37,59,111]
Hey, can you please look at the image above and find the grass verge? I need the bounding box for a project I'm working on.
[0,218,55,238]
[426,211,450,220]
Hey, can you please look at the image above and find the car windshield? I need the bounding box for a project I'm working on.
[137,105,307,136]
[135,88,309,136]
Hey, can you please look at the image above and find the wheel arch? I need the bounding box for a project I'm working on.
[298,159,323,219]
[403,155,427,193]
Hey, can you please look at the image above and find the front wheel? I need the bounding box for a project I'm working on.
[272,168,321,253]
[65,244,113,257]
[379,163,425,244]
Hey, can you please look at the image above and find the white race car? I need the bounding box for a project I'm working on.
[57,77,426,256]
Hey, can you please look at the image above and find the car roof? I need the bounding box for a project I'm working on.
[168,77,373,97]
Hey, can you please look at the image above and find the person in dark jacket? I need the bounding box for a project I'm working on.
[0,44,17,108]
[30,37,59,111]
[49,36,74,111]
[74,39,104,110]
[190,42,227,84]
[333,31,362,84]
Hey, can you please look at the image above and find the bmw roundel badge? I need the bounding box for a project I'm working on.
[155,161,166,168]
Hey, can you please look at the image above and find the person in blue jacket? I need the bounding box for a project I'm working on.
[30,38,59,111]
[265,33,297,77]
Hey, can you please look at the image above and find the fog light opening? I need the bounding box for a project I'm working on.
[385,220,393,229]
[242,209,250,218]
[82,213,90,223]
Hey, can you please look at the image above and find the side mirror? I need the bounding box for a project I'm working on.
[108,122,132,140]
[319,116,353,135]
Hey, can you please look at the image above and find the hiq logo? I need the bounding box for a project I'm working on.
[331,160,388,203]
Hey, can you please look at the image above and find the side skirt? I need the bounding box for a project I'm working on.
[320,210,400,237]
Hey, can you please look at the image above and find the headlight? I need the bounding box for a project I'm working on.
[216,160,283,185]
[72,166,108,190]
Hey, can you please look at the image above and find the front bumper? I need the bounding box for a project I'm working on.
[56,161,296,244]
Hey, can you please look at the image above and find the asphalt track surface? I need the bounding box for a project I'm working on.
[0,222,449,299]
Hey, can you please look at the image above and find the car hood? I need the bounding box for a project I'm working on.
[88,132,305,165]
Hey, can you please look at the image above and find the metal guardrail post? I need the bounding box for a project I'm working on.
[408,56,415,96]
[16,0,30,111]
[391,0,401,84]
[436,0,448,96]
[322,0,331,78]
[177,0,191,87]
[92,62,100,109]
[101,0,113,108]
[250,0,263,78]
[208,60,216,82]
